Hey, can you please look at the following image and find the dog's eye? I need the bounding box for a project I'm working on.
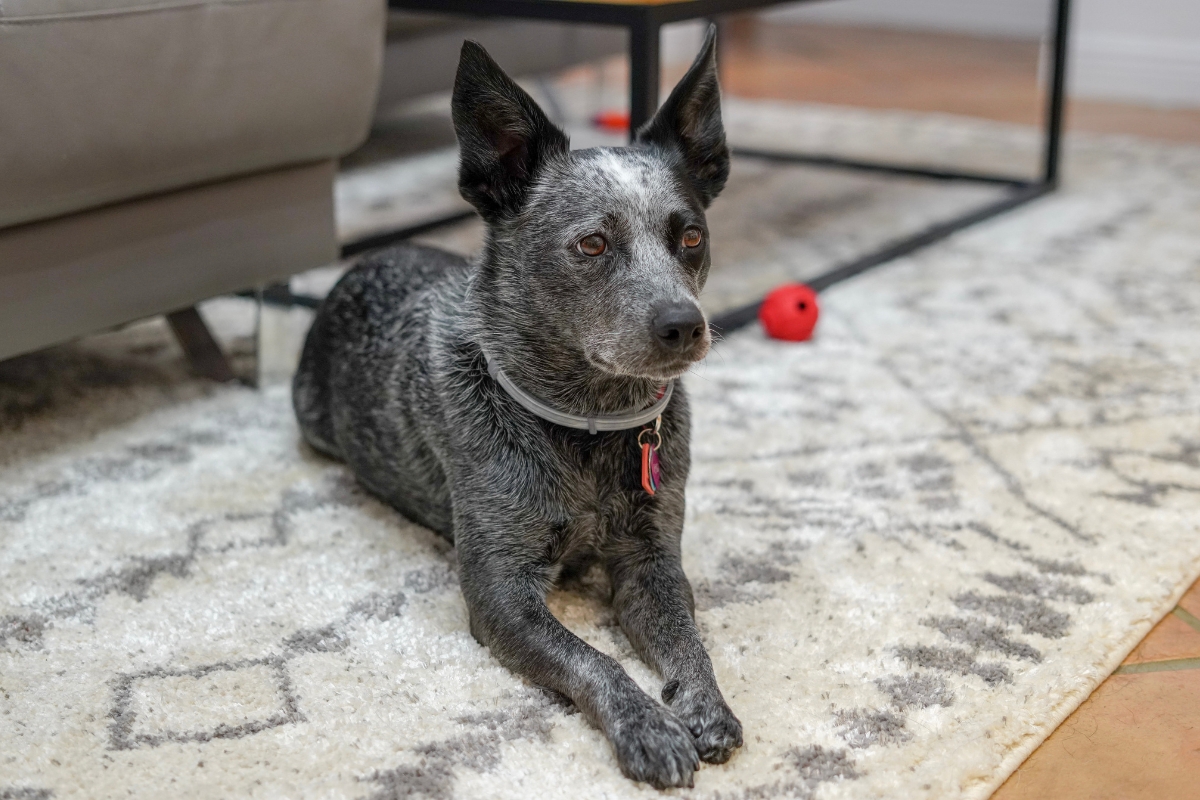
[577,234,607,257]
[682,227,704,248]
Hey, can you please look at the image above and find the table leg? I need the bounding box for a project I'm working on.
[1042,0,1071,186]
[628,16,661,138]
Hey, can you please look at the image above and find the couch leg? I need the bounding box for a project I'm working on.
[166,306,237,383]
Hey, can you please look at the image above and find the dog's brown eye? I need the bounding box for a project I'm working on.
[578,234,607,257]
[682,227,703,248]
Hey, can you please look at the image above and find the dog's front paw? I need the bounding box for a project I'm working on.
[608,699,700,788]
[662,680,743,764]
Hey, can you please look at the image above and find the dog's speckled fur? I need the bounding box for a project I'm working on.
[293,31,740,788]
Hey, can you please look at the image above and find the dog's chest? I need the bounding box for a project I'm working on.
[548,437,637,569]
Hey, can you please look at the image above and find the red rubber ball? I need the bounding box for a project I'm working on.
[759,283,819,341]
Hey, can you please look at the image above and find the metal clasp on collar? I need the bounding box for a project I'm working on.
[637,415,662,450]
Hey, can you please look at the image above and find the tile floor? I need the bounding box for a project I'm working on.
[992,579,1200,799]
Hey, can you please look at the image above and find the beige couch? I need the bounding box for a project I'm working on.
[0,0,385,373]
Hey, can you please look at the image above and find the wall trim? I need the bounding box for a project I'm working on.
[1070,33,1200,107]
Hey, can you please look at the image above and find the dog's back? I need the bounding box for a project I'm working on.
[293,242,469,534]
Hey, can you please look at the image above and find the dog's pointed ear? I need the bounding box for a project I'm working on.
[452,41,570,222]
[634,25,729,207]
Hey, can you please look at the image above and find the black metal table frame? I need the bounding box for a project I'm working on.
[348,0,1072,333]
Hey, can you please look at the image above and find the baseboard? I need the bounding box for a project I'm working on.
[1070,33,1200,107]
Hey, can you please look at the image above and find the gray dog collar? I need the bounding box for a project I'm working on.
[483,352,674,435]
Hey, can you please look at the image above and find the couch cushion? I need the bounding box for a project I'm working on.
[0,0,384,229]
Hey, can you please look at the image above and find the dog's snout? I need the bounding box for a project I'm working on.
[651,302,707,353]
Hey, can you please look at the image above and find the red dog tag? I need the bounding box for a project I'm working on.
[639,420,662,496]
[641,441,661,495]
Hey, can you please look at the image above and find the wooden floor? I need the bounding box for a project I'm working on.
[719,19,1200,145]
[718,20,1200,799]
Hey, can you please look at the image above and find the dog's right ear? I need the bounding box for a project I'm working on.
[451,41,570,223]
[634,26,728,207]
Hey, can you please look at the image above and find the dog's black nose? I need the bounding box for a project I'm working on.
[652,302,707,352]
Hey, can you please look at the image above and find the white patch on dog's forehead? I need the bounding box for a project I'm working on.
[595,150,652,190]
[527,147,685,221]
[585,149,682,211]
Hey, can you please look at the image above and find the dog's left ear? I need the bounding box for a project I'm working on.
[635,25,729,207]
[452,41,571,223]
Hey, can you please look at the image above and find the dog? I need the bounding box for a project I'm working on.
[293,28,741,789]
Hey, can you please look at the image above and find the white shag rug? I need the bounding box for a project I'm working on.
[3,101,1200,800]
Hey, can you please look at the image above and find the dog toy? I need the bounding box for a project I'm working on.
[592,110,630,132]
[758,283,819,341]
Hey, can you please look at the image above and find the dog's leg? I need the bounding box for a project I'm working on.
[608,538,743,764]
[457,534,700,788]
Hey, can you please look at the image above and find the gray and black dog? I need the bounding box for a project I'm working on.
[293,28,741,789]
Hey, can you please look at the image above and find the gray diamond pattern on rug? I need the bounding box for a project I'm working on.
[2,103,1200,800]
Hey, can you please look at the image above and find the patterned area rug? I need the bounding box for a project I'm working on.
[3,102,1200,800]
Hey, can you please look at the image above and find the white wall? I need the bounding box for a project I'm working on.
[762,0,1200,108]
[763,0,1049,39]
[662,20,708,66]
[1071,0,1200,107]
